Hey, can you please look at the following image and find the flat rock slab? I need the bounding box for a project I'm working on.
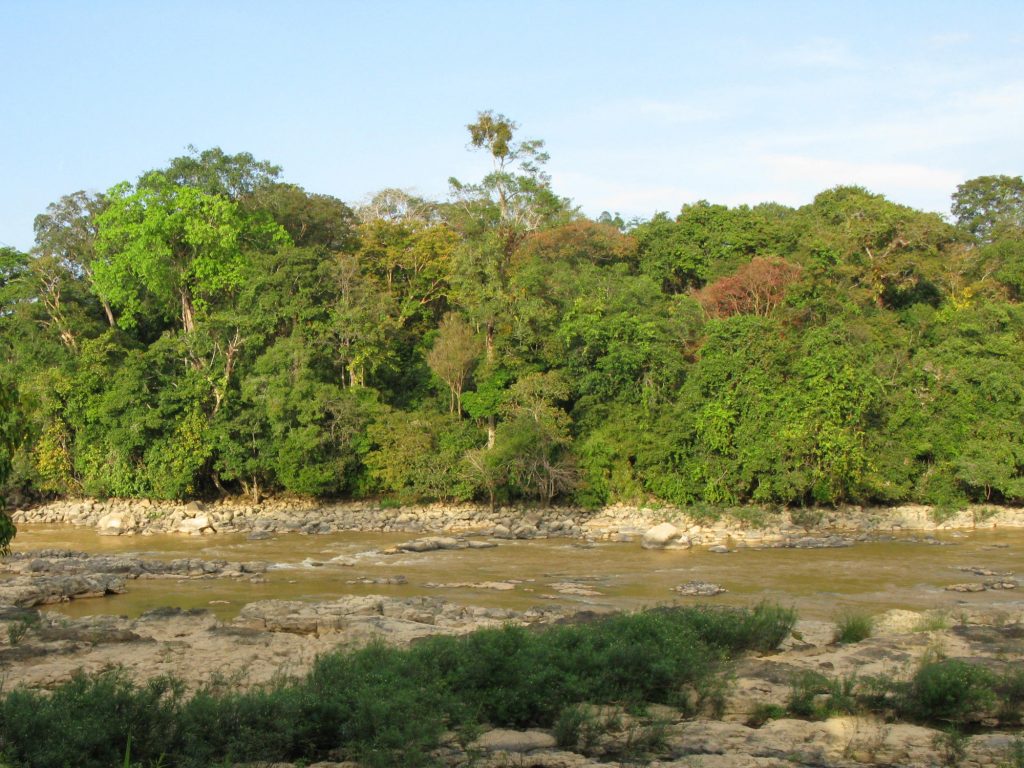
[549,582,603,597]
[471,729,557,752]
[425,581,517,591]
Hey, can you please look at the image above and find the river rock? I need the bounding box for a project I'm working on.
[396,536,463,553]
[673,580,726,596]
[175,514,215,535]
[425,581,517,591]
[96,512,127,535]
[945,582,986,592]
[641,522,690,549]
[549,582,603,597]
[983,579,1017,589]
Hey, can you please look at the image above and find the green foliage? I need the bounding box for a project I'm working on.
[834,610,874,644]
[788,672,861,719]
[903,659,997,723]
[3,135,1024,511]
[0,373,20,550]
[366,408,481,502]
[0,605,788,767]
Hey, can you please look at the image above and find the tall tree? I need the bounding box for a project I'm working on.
[952,175,1024,243]
[449,112,572,447]
[0,374,18,551]
[33,191,116,329]
[427,313,481,415]
[93,175,289,334]
[141,145,281,200]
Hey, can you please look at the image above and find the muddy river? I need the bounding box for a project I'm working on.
[10,525,1022,621]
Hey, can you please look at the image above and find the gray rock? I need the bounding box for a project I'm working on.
[673,580,727,596]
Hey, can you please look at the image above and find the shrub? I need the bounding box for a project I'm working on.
[0,605,793,767]
[904,659,996,723]
[834,610,873,644]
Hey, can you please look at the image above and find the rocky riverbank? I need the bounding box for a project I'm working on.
[0,549,272,607]
[11,497,1024,545]
[0,597,1020,768]
[0,594,574,691]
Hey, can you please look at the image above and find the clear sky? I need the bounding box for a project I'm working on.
[2,0,1022,250]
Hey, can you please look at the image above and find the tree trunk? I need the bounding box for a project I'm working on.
[181,289,196,334]
[101,300,116,328]
[484,319,496,364]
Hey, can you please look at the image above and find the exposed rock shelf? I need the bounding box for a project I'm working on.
[12,498,1024,548]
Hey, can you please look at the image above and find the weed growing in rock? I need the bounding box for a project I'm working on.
[914,612,951,632]
[1001,737,1024,768]
[747,703,787,727]
[833,610,873,644]
[933,727,968,767]
[5,612,39,647]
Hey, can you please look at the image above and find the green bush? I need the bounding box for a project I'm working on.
[833,610,873,644]
[903,659,997,723]
[0,605,790,767]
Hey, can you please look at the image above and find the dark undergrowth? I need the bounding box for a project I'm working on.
[0,603,796,768]
[784,658,1024,728]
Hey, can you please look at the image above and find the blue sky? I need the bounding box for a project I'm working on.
[2,1,1022,250]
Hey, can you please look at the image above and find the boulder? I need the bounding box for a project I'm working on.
[175,514,214,535]
[641,522,690,549]
[96,513,125,536]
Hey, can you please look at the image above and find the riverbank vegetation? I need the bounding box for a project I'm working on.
[0,604,795,768]
[2,115,1024,513]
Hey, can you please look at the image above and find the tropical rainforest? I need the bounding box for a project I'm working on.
[2,113,1024,513]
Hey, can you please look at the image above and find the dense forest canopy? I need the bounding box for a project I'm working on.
[2,115,1024,512]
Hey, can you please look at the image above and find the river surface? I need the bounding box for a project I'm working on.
[10,525,1023,621]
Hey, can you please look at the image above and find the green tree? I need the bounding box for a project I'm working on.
[142,145,281,200]
[427,313,481,415]
[93,175,288,334]
[0,374,18,551]
[952,175,1024,243]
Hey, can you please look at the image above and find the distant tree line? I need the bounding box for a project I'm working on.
[2,116,1024,511]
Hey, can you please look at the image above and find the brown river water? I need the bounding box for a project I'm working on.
[10,525,1023,622]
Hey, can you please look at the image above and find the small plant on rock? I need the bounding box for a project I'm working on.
[834,610,874,644]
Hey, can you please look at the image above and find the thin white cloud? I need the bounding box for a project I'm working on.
[632,99,721,124]
[760,154,962,192]
[927,32,972,48]
[743,80,1024,157]
[552,170,699,217]
[776,37,860,69]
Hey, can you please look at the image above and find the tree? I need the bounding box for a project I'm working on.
[695,257,802,318]
[952,175,1024,243]
[33,191,116,328]
[495,372,578,506]
[93,175,289,334]
[449,111,572,358]
[366,409,479,502]
[427,313,481,415]
[244,183,359,252]
[455,111,569,239]
[141,145,281,200]
[449,112,572,448]
[0,374,18,551]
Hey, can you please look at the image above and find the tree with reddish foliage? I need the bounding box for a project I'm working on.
[695,257,802,318]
